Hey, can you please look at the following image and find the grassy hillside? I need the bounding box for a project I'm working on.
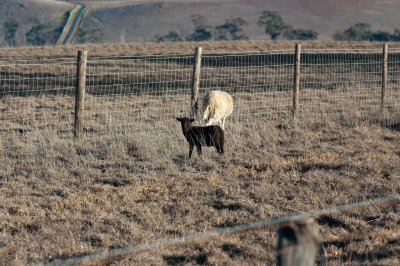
[0,0,73,47]
[70,0,400,42]
[1,0,400,46]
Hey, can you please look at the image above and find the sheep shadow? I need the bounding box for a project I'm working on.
[316,215,351,231]
[172,154,187,166]
[96,177,132,187]
[221,243,251,260]
[386,122,400,132]
[163,253,208,265]
[299,163,347,173]
[318,238,398,263]
[211,200,242,211]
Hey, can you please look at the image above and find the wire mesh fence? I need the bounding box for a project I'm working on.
[1,45,400,136]
[200,52,294,122]
[301,50,382,118]
[84,55,194,134]
[0,59,76,134]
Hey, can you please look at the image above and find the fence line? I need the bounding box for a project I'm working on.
[45,193,400,266]
[1,44,400,136]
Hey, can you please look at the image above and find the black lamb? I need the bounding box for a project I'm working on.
[176,117,224,158]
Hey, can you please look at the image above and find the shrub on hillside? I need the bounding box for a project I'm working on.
[258,10,318,40]
[333,22,400,41]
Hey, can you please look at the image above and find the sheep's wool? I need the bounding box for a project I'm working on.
[202,90,233,125]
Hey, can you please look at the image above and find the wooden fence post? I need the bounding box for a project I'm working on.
[277,218,320,266]
[74,50,87,139]
[190,47,202,120]
[292,43,301,118]
[380,43,388,118]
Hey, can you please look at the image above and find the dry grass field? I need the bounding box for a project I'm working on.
[0,40,398,59]
[1,40,400,265]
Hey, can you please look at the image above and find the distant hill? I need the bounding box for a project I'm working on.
[0,0,73,47]
[1,0,400,47]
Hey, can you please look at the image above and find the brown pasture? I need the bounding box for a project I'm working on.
[1,40,400,265]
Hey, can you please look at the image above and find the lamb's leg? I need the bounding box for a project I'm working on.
[216,145,221,154]
[189,144,194,158]
[196,144,202,156]
[217,144,224,155]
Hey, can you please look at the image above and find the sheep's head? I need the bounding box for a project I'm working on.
[176,117,195,132]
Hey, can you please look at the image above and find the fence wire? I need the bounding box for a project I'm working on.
[0,60,76,134]
[45,193,400,266]
[84,55,194,134]
[300,49,400,119]
[201,52,294,122]
[1,48,400,136]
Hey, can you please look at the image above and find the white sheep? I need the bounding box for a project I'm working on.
[202,90,233,130]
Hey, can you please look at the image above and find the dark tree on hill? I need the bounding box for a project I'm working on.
[25,19,66,46]
[332,22,399,41]
[370,31,392,41]
[283,26,318,40]
[26,24,54,45]
[258,10,318,40]
[333,23,372,41]
[391,29,400,41]
[187,27,213,41]
[4,20,19,47]
[215,17,248,41]
[187,14,213,41]
[257,11,287,40]
[155,31,183,42]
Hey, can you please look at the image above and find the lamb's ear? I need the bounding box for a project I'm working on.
[190,119,195,122]
[176,117,182,121]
